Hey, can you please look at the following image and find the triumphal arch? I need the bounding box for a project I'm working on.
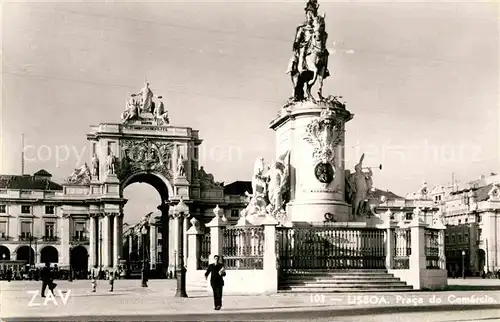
[59,82,224,274]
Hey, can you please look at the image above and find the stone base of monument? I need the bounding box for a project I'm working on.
[286,199,351,224]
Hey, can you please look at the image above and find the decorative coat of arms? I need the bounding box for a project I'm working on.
[116,139,175,181]
[303,107,344,185]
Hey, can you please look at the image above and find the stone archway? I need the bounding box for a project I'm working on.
[0,245,10,260]
[71,246,89,274]
[40,246,59,264]
[16,246,35,264]
[121,171,171,275]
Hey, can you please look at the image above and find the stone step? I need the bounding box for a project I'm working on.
[281,280,408,286]
[282,273,396,279]
[282,282,412,289]
[278,286,414,293]
[282,269,388,273]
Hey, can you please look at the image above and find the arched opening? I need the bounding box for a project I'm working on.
[0,246,10,260]
[121,172,171,277]
[16,246,35,264]
[70,246,89,279]
[40,246,59,264]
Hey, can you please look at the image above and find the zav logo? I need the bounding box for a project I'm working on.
[27,290,71,306]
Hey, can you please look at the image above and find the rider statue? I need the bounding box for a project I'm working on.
[287,0,330,101]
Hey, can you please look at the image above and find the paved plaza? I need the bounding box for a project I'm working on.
[1,279,500,320]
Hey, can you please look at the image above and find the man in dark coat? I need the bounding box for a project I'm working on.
[205,255,226,310]
[40,262,56,297]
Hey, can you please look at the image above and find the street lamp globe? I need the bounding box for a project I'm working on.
[462,251,465,256]
[141,226,147,235]
[2,254,5,259]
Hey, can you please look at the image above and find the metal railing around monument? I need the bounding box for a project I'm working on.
[198,231,211,270]
[276,225,386,273]
[222,226,264,270]
[425,228,440,269]
[393,228,411,269]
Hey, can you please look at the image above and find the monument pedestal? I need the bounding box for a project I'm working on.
[270,97,353,224]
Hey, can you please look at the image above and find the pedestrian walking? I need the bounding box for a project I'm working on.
[205,255,226,310]
[109,272,114,292]
[40,262,56,297]
[91,274,97,292]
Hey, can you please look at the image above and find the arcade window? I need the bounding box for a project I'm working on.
[20,221,32,238]
[45,206,55,214]
[21,205,31,214]
[44,222,55,238]
[0,205,5,213]
[74,222,86,239]
[0,222,7,237]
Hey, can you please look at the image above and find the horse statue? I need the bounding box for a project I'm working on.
[288,13,330,101]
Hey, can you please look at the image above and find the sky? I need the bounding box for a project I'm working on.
[1,0,498,224]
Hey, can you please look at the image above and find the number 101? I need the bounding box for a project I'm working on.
[310,294,325,303]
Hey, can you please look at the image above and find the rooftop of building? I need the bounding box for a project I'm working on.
[224,181,252,195]
[371,188,404,200]
[0,170,63,191]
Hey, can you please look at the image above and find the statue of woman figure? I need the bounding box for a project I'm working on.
[91,154,99,180]
[252,157,266,197]
[266,159,288,215]
[137,82,154,113]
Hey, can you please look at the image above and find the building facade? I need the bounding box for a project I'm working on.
[430,173,500,276]
[0,170,76,272]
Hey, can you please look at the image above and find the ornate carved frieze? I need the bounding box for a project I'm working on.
[116,138,175,181]
[303,107,346,185]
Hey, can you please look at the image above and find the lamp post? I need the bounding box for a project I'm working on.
[173,198,189,298]
[99,227,103,278]
[141,226,148,287]
[462,250,466,279]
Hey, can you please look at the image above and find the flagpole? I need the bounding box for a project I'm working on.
[21,133,25,175]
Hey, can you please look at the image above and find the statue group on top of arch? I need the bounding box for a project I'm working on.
[241,151,290,223]
[287,0,330,102]
[121,82,170,125]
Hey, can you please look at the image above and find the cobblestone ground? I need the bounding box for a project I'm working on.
[1,279,500,320]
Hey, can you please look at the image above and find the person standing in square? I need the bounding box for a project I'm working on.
[205,255,226,310]
[40,262,56,297]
